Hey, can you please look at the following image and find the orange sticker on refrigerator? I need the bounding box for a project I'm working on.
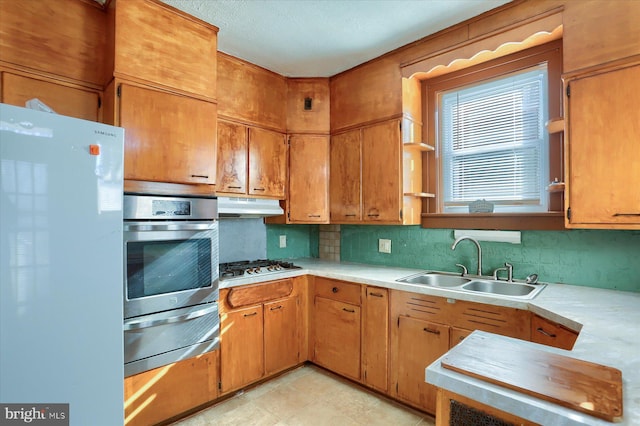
[89,144,100,155]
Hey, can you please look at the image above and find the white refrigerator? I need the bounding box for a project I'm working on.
[0,103,125,425]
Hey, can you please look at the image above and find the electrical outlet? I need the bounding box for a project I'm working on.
[378,239,391,254]
[279,235,287,248]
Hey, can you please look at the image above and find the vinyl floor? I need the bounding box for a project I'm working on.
[171,364,436,426]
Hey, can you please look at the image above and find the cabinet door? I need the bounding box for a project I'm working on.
[248,127,287,198]
[119,84,217,185]
[216,121,248,194]
[531,315,578,350]
[220,304,264,393]
[566,63,640,227]
[1,72,99,121]
[264,296,299,375]
[362,287,389,392]
[313,296,361,380]
[362,120,402,222]
[330,129,362,222]
[394,316,449,414]
[449,327,472,349]
[124,350,218,426]
[288,135,329,223]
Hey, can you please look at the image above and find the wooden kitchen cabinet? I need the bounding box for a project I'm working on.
[394,316,449,413]
[287,134,329,223]
[565,61,640,229]
[362,287,389,392]
[220,303,265,393]
[124,350,218,426]
[312,277,362,381]
[0,72,101,122]
[216,120,248,193]
[313,296,361,380]
[330,129,362,222]
[113,83,217,185]
[362,120,402,222]
[216,120,287,199]
[531,314,579,350]
[264,296,300,375]
[330,119,417,224]
[112,0,218,100]
[219,278,303,394]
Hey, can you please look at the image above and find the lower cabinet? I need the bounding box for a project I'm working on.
[531,314,579,350]
[362,287,389,392]
[313,296,361,380]
[219,278,302,394]
[220,303,265,393]
[124,350,219,426]
[394,316,450,413]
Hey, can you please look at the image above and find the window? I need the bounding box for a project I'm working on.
[439,65,549,213]
[423,40,563,229]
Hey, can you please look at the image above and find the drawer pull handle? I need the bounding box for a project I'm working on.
[308,214,321,218]
[459,336,465,341]
[332,287,339,293]
[244,312,258,317]
[423,327,440,335]
[228,186,242,189]
[369,292,384,298]
[191,174,209,179]
[270,305,283,311]
[367,214,380,217]
[536,327,556,338]
[612,212,640,216]
[253,188,266,191]
[345,214,356,217]
[342,308,355,313]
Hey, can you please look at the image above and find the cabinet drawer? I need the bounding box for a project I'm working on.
[390,290,448,322]
[531,315,579,350]
[225,279,293,309]
[314,277,361,305]
[450,300,531,340]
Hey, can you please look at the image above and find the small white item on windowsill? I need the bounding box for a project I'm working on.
[547,178,565,193]
[25,98,56,114]
[468,199,494,213]
[454,230,521,244]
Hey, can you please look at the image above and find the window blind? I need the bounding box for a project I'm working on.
[438,65,549,213]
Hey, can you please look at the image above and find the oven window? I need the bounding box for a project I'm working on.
[126,238,212,299]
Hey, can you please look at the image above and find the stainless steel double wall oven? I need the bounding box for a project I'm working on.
[123,195,219,377]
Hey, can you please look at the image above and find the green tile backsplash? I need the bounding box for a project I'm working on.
[267,224,640,292]
[267,224,319,259]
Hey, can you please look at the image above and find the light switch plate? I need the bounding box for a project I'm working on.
[279,235,287,248]
[378,239,391,254]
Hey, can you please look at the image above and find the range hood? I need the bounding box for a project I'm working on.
[217,196,284,218]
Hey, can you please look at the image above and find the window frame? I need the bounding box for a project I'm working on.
[421,40,564,230]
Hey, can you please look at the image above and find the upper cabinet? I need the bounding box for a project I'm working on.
[286,78,330,134]
[217,53,286,131]
[563,1,640,73]
[330,119,422,224]
[216,120,287,199]
[288,135,330,223]
[113,83,217,185]
[0,72,101,122]
[564,61,640,229]
[110,0,218,100]
[103,0,219,188]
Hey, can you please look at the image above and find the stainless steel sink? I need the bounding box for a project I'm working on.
[396,272,471,288]
[462,280,537,296]
[396,271,546,299]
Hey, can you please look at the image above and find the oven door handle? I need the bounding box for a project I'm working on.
[123,304,218,331]
[124,222,215,232]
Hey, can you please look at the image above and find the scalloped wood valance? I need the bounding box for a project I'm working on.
[401,10,563,80]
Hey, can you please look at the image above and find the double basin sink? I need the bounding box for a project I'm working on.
[396,271,546,299]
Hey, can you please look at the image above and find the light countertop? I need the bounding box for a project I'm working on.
[219,258,640,425]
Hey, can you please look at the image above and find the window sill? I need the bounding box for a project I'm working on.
[420,212,565,231]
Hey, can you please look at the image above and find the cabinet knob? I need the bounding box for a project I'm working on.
[332,287,339,293]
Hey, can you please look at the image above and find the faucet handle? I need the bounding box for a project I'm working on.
[455,263,468,276]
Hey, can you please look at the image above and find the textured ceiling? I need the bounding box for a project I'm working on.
[161,0,511,78]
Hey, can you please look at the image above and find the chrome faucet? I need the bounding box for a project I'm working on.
[451,236,482,276]
[492,262,514,282]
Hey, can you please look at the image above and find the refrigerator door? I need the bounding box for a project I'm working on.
[0,104,124,425]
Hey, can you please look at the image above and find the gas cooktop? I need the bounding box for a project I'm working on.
[219,259,301,280]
